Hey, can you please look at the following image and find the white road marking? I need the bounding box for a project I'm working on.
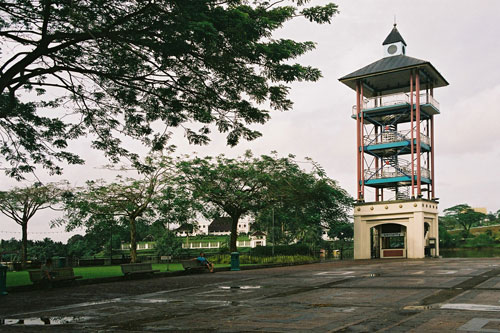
[441,303,500,312]
[436,270,458,275]
[458,318,500,332]
[315,271,355,276]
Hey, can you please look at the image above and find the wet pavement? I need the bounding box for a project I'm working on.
[2,258,500,332]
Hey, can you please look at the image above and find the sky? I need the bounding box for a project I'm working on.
[1,0,500,243]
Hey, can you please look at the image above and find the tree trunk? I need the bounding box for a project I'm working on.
[229,214,241,252]
[21,222,28,268]
[129,217,137,263]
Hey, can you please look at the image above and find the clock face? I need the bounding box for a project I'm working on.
[388,45,398,54]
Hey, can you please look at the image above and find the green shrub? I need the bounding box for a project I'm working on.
[209,254,316,265]
[249,244,312,256]
[465,233,495,248]
[439,225,461,248]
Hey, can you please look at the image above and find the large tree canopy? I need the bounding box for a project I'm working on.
[443,204,486,237]
[253,156,353,247]
[0,182,64,265]
[177,151,274,252]
[58,153,176,262]
[0,0,338,178]
[178,151,352,252]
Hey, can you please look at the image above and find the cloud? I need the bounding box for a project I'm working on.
[439,84,500,156]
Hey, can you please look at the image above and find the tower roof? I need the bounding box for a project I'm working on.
[339,55,448,97]
[383,24,407,46]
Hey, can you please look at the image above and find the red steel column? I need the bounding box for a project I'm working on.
[356,81,361,201]
[360,83,365,200]
[416,71,422,197]
[410,71,415,198]
[431,115,435,199]
[375,125,379,202]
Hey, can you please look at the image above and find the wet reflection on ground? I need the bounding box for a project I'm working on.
[0,316,91,326]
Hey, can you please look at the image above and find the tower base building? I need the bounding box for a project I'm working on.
[354,199,438,259]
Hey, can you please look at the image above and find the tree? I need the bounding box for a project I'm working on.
[0,182,63,266]
[155,230,183,257]
[28,237,66,261]
[0,0,338,178]
[66,234,97,258]
[178,151,274,252]
[444,204,486,238]
[59,153,174,262]
[328,222,353,260]
[252,156,353,247]
[151,184,201,231]
[179,151,352,252]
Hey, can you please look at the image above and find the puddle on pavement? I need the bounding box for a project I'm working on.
[133,299,170,304]
[310,304,356,312]
[0,316,91,326]
[364,273,381,277]
[219,285,261,290]
[403,305,433,311]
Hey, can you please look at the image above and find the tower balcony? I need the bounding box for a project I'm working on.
[363,129,431,157]
[364,130,430,146]
[351,92,440,122]
[364,166,431,187]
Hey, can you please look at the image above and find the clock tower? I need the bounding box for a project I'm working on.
[339,24,448,259]
[383,24,407,57]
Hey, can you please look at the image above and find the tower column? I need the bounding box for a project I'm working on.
[410,71,415,198]
[416,71,422,197]
[431,115,435,199]
[375,125,380,201]
[360,83,365,200]
[356,81,362,201]
[353,214,370,259]
[407,211,425,258]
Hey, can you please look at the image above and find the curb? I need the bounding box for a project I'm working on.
[6,260,325,293]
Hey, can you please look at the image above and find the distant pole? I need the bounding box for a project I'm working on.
[272,208,275,256]
[109,222,113,265]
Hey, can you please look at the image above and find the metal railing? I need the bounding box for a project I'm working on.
[363,130,430,146]
[364,167,431,180]
[352,92,440,115]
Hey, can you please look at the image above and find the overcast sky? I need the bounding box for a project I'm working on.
[1,0,500,243]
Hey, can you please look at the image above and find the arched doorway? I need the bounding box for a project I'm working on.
[371,223,407,258]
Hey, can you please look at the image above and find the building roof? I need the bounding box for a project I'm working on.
[383,24,407,46]
[341,55,426,80]
[339,55,449,97]
[175,224,194,233]
[250,231,266,237]
[208,217,232,233]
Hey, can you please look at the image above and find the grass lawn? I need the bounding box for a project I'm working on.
[5,263,230,288]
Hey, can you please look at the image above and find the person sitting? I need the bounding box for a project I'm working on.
[41,258,55,280]
[196,252,214,273]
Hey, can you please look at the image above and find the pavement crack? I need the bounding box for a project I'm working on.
[420,268,500,305]
[265,278,354,299]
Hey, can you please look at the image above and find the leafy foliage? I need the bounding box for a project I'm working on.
[178,150,277,252]
[154,230,183,257]
[328,222,353,259]
[252,155,353,247]
[0,182,65,265]
[0,0,338,178]
[443,204,486,237]
[0,237,66,262]
[58,153,176,262]
[179,151,352,251]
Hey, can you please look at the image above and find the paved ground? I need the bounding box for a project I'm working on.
[2,258,500,332]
